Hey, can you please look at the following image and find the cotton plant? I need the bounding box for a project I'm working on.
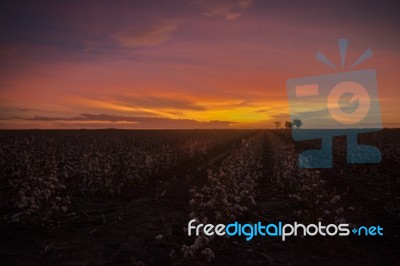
[0,131,249,225]
[189,133,263,223]
[266,131,349,224]
[179,132,264,262]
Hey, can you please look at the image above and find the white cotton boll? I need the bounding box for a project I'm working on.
[194,236,209,249]
[155,234,163,241]
[169,249,176,258]
[189,244,197,254]
[181,244,189,252]
[222,198,228,205]
[181,245,189,257]
[249,196,256,205]
[201,248,215,261]
[11,213,21,223]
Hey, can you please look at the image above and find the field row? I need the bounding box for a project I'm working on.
[0,130,256,225]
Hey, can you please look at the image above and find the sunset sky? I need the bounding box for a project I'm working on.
[0,0,399,129]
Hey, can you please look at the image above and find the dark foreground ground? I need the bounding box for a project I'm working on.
[0,129,399,265]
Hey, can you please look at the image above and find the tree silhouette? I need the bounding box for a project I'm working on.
[292,118,303,129]
[285,121,292,129]
[274,121,281,129]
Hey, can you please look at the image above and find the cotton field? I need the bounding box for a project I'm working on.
[0,129,399,265]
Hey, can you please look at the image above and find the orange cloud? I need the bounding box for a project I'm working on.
[198,0,253,20]
[114,20,180,47]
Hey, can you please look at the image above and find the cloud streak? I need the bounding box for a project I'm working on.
[114,20,180,48]
[12,113,232,129]
[198,0,253,20]
[113,95,207,111]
